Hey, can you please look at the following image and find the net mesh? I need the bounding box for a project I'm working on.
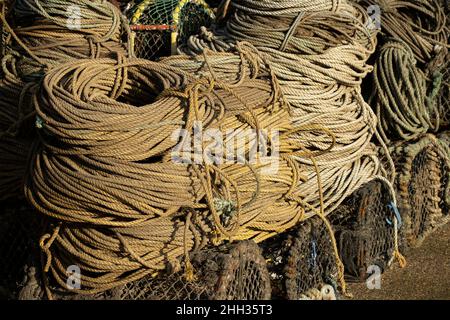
[393,136,445,248]
[277,217,338,299]
[329,179,396,282]
[261,233,290,299]
[19,240,271,300]
[129,0,214,60]
[0,202,44,299]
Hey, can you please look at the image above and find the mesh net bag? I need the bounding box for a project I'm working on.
[128,0,214,60]
[0,202,44,299]
[19,240,271,300]
[391,134,448,248]
[263,217,339,300]
[329,179,397,282]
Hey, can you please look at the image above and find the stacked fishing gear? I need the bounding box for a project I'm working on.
[0,0,448,301]
[173,0,407,296]
[358,0,450,249]
[178,0,395,218]
[0,0,132,298]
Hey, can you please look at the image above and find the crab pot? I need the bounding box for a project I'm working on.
[0,203,43,299]
[262,217,339,300]
[19,240,271,300]
[329,179,397,282]
[392,134,448,248]
[128,0,214,60]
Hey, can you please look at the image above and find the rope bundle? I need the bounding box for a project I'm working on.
[25,48,322,294]
[0,0,131,201]
[370,40,439,144]
[179,0,393,213]
[2,0,132,79]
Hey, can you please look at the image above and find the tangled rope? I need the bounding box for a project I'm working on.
[362,0,449,67]
[2,0,132,79]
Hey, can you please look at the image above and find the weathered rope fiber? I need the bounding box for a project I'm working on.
[0,0,132,200]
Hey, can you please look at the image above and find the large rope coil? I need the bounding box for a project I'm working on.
[24,47,323,295]
[370,40,440,144]
[2,0,132,79]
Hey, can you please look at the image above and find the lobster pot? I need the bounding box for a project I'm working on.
[329,179,398,282]
[392,134,448,248]
[20,240,271,300]
[128,0,214,60]
[0,203,43,299]
[263,217,339,300]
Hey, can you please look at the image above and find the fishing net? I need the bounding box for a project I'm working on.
[19,240,271,300]
[392,134,448,248]
[261,233,290,299]
[128,0,214,60]
[329,179,397,282]
[0,202,43,299]
[270,217,339,300]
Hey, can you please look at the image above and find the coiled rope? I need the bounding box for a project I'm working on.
[370,40,440,144]
[26,47,326,294]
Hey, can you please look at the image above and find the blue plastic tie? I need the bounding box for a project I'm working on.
[386,201,402,230]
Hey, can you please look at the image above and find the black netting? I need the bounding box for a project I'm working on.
[330,179,396,282]
[19,240,271,300]
[0,202,44,299]
[278,217,338,299]
[128,0,214,60]
[261,233,290,299]
[438,145,450,216]
[221,241,271,300]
